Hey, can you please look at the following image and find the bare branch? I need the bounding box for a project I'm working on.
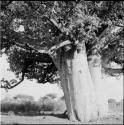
[14,43,34,51]
[112,58,124,64]
[0,72,25,89]
[7,72,25,89]
[42,16,62,33]
[115,24,124,28]
[48,40,72,57]
[36,40,72,56]
[50,40,71,52]
[0,59,29,89]
[103,66,124,76]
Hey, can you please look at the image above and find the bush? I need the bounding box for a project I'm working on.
[53,99,66,113]
[38,95,66,113]
[39,96,55,112]
[1,95,40,115]
[1,94,66,115]
[40,103,54,112]
[1,103,17,113]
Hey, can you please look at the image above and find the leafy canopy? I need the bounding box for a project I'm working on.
[0,1,124,89]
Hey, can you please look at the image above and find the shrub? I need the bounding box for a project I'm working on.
[53,99,66,113]
[1,102,17,113]
[38,95,66,113]
[40,102,54,112]
[1,94,66,115]
[1,94,40,115]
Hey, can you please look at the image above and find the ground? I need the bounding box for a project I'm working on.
[0,112,123,124]
[1,99,123,125]
[0,100,123,124]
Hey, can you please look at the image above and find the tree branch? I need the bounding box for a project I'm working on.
[7,72,25,89]
[112,58,124,64]
[103,67,124,76]
[13,43,53,63]
[49,40,71,52]
[0,61,29,89]
[0,72,25,89]
[0,58,30,89]
[115,24,124,28]
[34,40,72,56]
[42,16,62,33]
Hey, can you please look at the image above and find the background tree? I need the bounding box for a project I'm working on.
[39,95,54,113]
[0,1,124,122]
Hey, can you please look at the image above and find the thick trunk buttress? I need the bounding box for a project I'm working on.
[88,55,108,117]
[51,43,99,122]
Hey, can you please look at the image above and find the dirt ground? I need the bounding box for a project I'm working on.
[0,100,123,124]
[0,111,123,124]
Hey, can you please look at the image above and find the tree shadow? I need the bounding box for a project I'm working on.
[41,111,68,119]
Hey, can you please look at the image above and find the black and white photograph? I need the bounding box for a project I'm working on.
[0,1,123,124]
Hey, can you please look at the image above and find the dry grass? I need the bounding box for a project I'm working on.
[0,113,123,124]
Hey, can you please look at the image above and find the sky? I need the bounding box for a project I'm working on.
[0,54,123,102]
[0,54,63,101]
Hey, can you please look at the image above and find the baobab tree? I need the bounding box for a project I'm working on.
[0,1,124,122]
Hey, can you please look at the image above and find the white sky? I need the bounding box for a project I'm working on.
[0,54,123,101]
[0,54,63,101]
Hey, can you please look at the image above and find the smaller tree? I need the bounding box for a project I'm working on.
[38,95,56,113]
[14,94,34,102]
[13,94,36,113]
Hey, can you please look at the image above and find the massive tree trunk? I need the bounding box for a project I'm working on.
[51,42,100,122]
[88,54,108,118]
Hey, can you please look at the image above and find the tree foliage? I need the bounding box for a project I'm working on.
[0,1,124,89]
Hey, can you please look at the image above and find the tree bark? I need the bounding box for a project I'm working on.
[51,42,100,122]
[88,54,108,118]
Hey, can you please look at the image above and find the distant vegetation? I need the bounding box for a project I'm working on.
[0,94,66,116]
[1,94,123,116]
